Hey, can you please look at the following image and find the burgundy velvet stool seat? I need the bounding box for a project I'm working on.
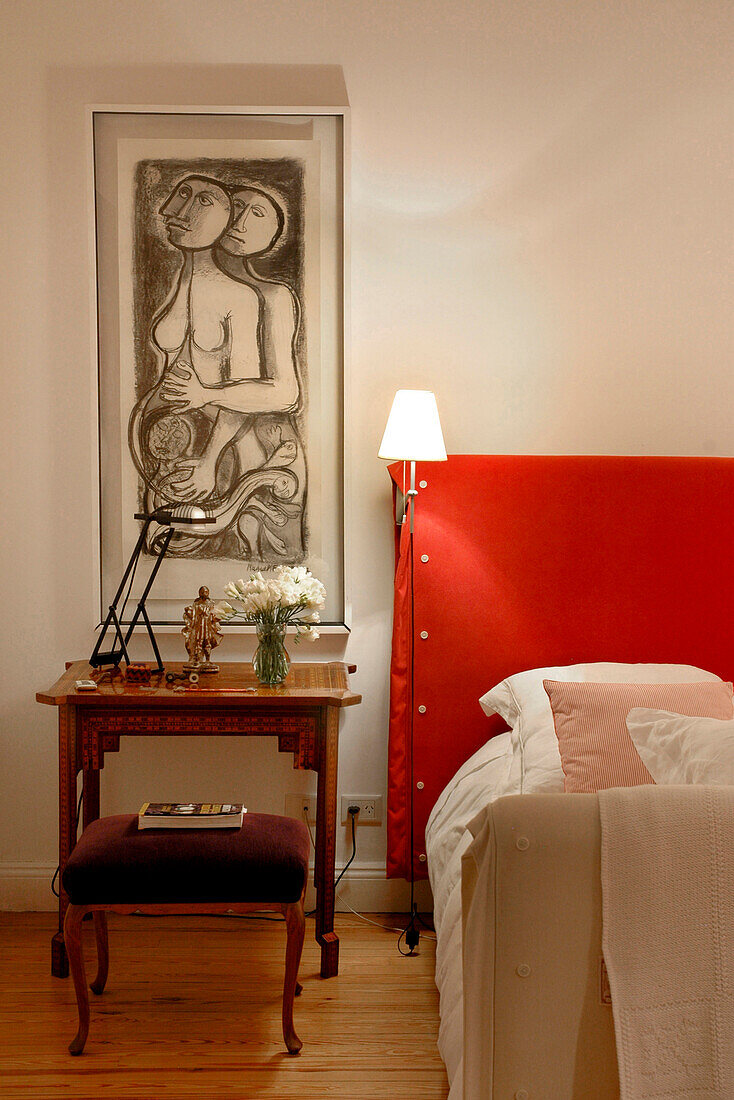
[61,813,309,1056]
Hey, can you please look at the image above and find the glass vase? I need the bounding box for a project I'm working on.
[253,622,290,685]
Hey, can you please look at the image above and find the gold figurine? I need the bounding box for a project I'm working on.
[182,586,223,673]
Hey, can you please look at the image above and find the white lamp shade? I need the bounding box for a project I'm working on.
[378,390,447,462]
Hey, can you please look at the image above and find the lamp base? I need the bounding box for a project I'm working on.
[89,648,126,670]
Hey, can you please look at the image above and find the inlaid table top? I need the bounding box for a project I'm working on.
[38,661,361,708]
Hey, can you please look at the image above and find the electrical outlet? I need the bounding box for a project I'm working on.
[285,794,317,822]
[340,796,382,824]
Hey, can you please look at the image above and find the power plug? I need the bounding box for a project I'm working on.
[403,902,421,953]
[405,923,420,951]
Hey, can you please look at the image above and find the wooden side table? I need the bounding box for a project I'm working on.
[37,660,361,980]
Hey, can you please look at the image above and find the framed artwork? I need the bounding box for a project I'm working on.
[91,106,349,630]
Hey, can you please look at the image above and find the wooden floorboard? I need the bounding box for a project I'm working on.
[0,913,448,1098]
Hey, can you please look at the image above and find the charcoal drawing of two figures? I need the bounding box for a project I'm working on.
[128,160,308,564]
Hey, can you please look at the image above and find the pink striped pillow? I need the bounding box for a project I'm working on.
[543,680,734,793]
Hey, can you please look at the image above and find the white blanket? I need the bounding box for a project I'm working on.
[599,785,734,1100]
[425,732,514,1097]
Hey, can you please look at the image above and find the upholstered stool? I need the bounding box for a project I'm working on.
[61,813,309,1056]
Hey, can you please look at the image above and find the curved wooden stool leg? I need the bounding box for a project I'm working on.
[282,899,305,1054]
[64,904,90,1055]
[90,912,109,995]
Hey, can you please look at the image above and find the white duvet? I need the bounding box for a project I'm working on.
[425,731,514,1098]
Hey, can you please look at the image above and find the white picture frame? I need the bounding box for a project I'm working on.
[89,104,350,632]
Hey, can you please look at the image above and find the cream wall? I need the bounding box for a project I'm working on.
[1,0,732,909]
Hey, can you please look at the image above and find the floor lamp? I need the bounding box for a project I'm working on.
[379,390,447,949]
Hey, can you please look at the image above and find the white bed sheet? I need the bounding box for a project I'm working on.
[425,731,514,1097]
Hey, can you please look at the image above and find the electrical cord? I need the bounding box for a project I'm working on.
[300,805,436,946]
[303,805,316,849]
[334,891,436,939]
[304,804,358,917]
[333,805,358,892]
[51,783,84,898]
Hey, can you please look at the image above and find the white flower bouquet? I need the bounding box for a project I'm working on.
[218,566,326,684]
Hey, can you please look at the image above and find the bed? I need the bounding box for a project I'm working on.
[387,456,734,1099]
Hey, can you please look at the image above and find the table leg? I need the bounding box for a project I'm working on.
[53,704,79,978]
[315,707,340,978]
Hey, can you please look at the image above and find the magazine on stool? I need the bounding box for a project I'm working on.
[138,803,246,829]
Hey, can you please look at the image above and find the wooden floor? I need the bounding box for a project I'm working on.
[0,912,448,1099]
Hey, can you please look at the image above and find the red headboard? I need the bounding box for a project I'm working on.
[387,455,734,879]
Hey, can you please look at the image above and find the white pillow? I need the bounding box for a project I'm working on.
[626,708,734,785]
[479,663,723,794]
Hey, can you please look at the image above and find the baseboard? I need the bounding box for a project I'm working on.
[323,863,434,915]
[0,863,59,911]
[0,861,433,915]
